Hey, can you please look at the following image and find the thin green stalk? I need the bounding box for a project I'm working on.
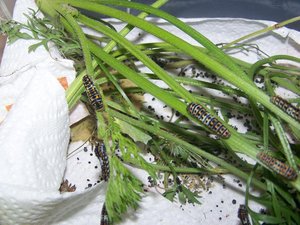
[147,159,228,174]
[223,16,300,49]
[163,89,252,113]
[249,55,300,79]
[271,77,300,96]
[77,14,197,104]
[62,0,168,108]
[63,1,300,130]
[95,57,141,118]
[103,0,169,53]
[269,115,298,171]
[88,38,192,118]
[109,109,266,191]
[142,73,247,97]
[84,0,250,80]
[152,141,178,183]
[263,112,269,151]
[88,39,263,160]
[105,98,221,148]
[56,6,94,76]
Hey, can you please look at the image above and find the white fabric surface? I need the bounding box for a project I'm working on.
[0,0,299,224]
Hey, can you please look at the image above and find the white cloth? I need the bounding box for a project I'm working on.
[0,0,300,224]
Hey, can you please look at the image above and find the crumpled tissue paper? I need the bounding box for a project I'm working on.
[1,0,300,224]
[0,0,106,224]
[0,68,105,225]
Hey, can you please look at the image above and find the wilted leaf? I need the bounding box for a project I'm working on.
[70,116,95,142]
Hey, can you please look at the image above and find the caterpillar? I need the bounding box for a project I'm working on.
[187,102,231,138]
[101,203,110,225]
[238,205,251,225]
[271,96,300,121]
[82,75,104,111]
[94,142,110,182]
[256,152,298,180]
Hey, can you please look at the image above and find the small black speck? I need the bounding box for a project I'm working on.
[219,217,222,221]
[90,153,93,156]
[221,200,224,203]
[83,147,88,152]
[152,97,155,101]
[208,191,212,194]
[77,157,80,160]
[163,105,167,108]
[88,161,91,164]
[87,179,90,181]
[216,205,219,207]
[238,183,243,187]
[95,166,98,169]
[88,183,92,188]
[232,199,236,205]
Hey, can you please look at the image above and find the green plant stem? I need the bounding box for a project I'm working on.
[106,99,221,148]
[249,55,300,79]
[95,57,141,118]
[68,1,300,129]
[63,0,168,109]
[134,161,227,174]
[142,73,247,97]
[77,14,199,105]
[263,112,269,150]
[86,0,250,80]
[269,115,298,171]
[103,0,169,53]
[223,16,300,49]
[56,6,94,76]
[109,109,267,191]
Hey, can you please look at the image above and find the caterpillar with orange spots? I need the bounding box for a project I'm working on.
[271,96,300,122]
[187,102,231,138]
[257,152,298,180]
[82,75,103,111]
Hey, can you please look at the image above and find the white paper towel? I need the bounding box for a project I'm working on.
[0,0,300,224]
[0,0,107,224]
